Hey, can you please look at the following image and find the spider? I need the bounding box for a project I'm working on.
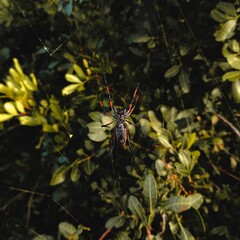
[97,70,141,161]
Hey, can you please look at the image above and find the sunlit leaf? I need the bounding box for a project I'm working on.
[43,123,59,132]
[143,174,157,212]
[165,193,203,213]
[180,226,195,240]
[0,113,14,122]
[101,115,114,129]
[73,64,86,79]
[4,102,18,115]
[158,133,172,149]
[13,58,24,76]
[82,59,89,68]
[214,19,237,42]
[58,222,77,238]
[65,73,82,83]
[62,83,84,95]
[178,150,191,169]
[49,97,62,121]
[19,116,45,126]
[15,101,25,113]
[87,121,108,142]
[164,65,181,78]
[175,163,190,176]
[128,195,145,221]
[148,110,162,132]
[0,83,8,94]
[23,76,37,91]
[155,159,167,176]
[212,2,236,21]
[50,165,70,186]
[187,193,204,210]
[139,118,151,136]
[88,111,101,121]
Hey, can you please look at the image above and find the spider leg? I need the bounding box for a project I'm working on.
[99,55,116,113]
[101,120,116,128]
[126,81,141,116]
[97,90,113,116]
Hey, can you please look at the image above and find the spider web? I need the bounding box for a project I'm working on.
[1,1,239,239]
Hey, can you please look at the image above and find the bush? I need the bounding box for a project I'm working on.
[0,1,239,239]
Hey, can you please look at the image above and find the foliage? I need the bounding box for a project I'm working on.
[0,0,240,240]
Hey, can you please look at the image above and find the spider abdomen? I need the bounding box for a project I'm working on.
[115,123,128,145]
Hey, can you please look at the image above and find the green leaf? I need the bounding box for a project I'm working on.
[187,193,204,210]
[88,111,100,121]
[13,58,24,76]
[155,159,167,176]
[62,83,84,95]
[71,165,81,182]
[139,118,151,136]
[175,163,190,176]
[180,226,195,240]
[210,226,229,236]
[73,64,86,79]
[115,231,132,240]
[18,116,46,126]
[214,19,237,42]
[128,195,145,221]
[101,115,114,130]
[178,150,191,169]
[88,131,108,142]
[65,73,82,83]
[105,215,126,228]
[0,113,15,122]
[148,110,162,132]
[129,34,152,43]
[164,65,181,78]
[178,69,190,94]
[158,133,172,149]
[232,80,240,103]
[187,132,196,149]
[215,2,236,17]
[83,160,95,175]
[4,102,18,115]
[165,195,190,213]
[58,222,77,238]
[222,71,240,82]
[50,165,70,186]
[15,101,25,113]
[165,193,203,213]
[87,121,108,142]
[211,2,236,22]
[143,174,157,212]
[23,76,37,91]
